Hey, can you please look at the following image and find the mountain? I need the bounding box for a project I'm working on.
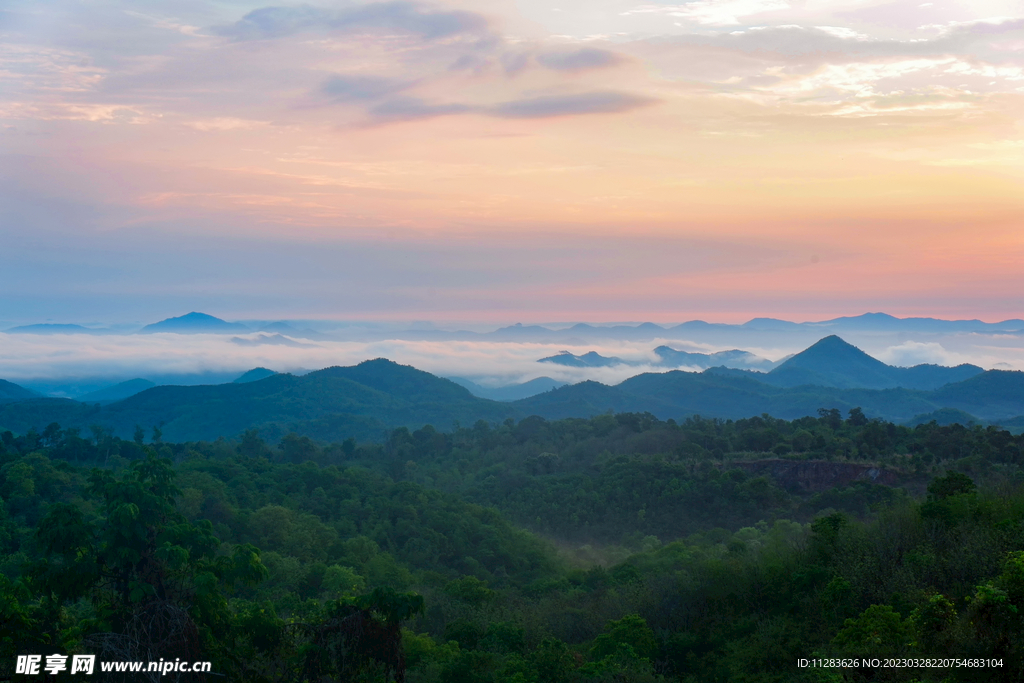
[765,336,896,388]
[0,379,39,404]
[490,323,558,340]
[538,351,628,367]
[905,408,983,428]
[512,366,1019,425]
[897,363,985,389]
[741,318,803,331]
[995,415,1024,434]
[0,359,516,443]
[448,376,566,401]
[926,370,1024,421]
[513,337,1016,423]
[234,367,278,383]
[5,323,97,334]
[77,379,156,403]
[0,339,1018,442]
[139,312,250,334]
[762,335,983,390]
[818,312,1024,333]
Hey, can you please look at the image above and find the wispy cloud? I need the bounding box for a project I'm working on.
[623,0,791,26]
[536,47,626,72]
[367,95,473,122]
[4,0,1024,323]
[213,2,490,41]
[489,91,658,118]
[321,73,415,102]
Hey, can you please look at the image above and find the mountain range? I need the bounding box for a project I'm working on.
[6,311,1024,341]
[0,336,1021,442]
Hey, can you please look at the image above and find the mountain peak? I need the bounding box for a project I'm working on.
[782,335,884,365]
[234,367,278,384]
[767,335,895,389]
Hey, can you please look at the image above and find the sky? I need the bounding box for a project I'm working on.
[2,0,1024,324]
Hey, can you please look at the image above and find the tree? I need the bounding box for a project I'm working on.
[591,614,658,662]
[30,455,268,675]
[927,470,976,500]
[847,407,869,427]
[832,604,912,659]
[296,588,425,683]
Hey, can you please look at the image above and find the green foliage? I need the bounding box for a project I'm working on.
[5,412,1024,682]
[590,614,658,662]
[928,470,977,499]
[832,604,913,657]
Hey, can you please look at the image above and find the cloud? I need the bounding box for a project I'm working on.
[878,341,954,367]
[623,0,790,26]
[0,332,677,387]
[640,19,1024,65]
[359,90,659,124]
[213,2,489,41]
[321,74,414,102]
[489,91,659,118]
[536,47,625,72]
[367,96,474,122]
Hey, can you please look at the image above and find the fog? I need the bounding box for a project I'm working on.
[2,328,1023,398]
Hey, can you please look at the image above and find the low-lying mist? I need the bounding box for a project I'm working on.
[2,329,1022,398]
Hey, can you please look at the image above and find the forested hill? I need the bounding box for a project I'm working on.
[0,379,37,404]
[515,367,1024,425]
[0,360,517,443]
[762,335,984,389]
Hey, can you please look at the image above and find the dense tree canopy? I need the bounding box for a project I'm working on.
[3,410,1024,681]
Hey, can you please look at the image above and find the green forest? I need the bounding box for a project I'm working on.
[3,410,1024,681]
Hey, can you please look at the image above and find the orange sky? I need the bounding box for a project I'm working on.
[1,0,1022,323]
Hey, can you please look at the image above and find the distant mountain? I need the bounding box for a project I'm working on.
[538,351,628,367]
[449,376,566,401]
[762,336,983,390]
[995,415,1024,434]
[491,323,558,339]
[19,372,243,398]
[741,318,803,331]
[897,364,985,389]
[818,312,1024,333]
[0,379,38,404]
[139,312,250,334]
[234,368,278,383]
[905,408,983,428]
[927,370,1024,420]
[5,323,97,334]
[77,379,156,403]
